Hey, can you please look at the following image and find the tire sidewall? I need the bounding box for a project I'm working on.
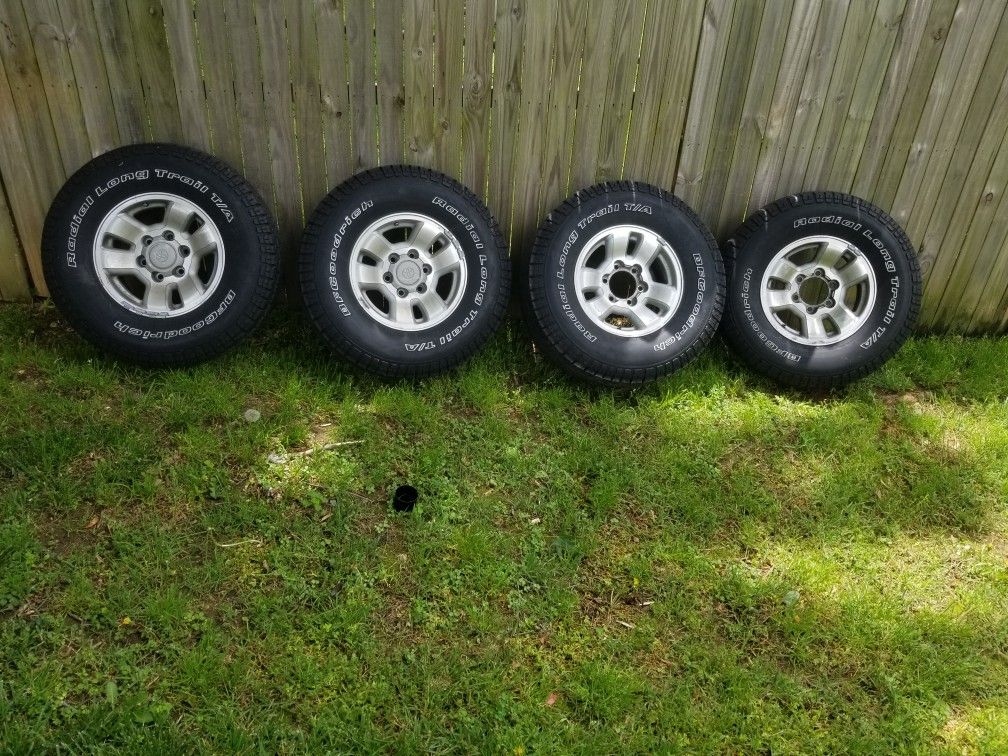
[536,192,721,371]
[727,202,916,377]
[306,175,505,364]
[43,150,268,349]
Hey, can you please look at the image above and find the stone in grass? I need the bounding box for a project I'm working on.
[243,408,261,423]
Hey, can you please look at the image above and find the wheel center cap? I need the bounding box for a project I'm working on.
[798,275,830,307]
[147,241,179,271]
[395,259,422,286]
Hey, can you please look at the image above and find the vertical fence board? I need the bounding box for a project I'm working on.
[162,0,213,150]
[676,0,737,204]
[713,0,796,237]
[594,0,647,183]
[125,0,184,143]
[919,8,1008,327]
[433,0,464,177]
[224,0,275,206]
[486,0,524,239]
[898,0,1004,254]
[253,0,301,262]
[850,0,938,198]
[692,0,764,222]
[316,0,354,189]
[376,0,406,164]
[0,61,50,294]
[801,0,879,188]
[748,0,822,211]
[536,0,588,216]
[568,0,620,192]
[346,0,379,171]
[771,0,849,197]
[823,0,908,192]
[460,0,493,197]
[286,0,327,213]
[403,0,435,167]
[511,0,558,252]
[91,0,147,145]
[628,0,704,189]
[21,0,93,171]
[58,0,120,155]
[0,174,32,300]
[192,0,243,171]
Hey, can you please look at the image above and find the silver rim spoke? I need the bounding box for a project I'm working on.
[355,265,385,287]
[759,234,876,346]
[433,243,462,274]
[350,213,467,332]
[410,220,443,253]
[105,215,146,246]
[575,225,683,337]
[176,275,205,306]
[101,250,139,276]
[92,192,225,318]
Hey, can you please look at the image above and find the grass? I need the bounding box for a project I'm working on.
[0,302,1006,753]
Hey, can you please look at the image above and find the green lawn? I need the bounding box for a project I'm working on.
[0,303,1006,754]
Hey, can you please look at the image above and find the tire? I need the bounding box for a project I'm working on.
[524,182,725,387]
[41,143,280,366]
[722,191,922,389]
[299,166,510,377]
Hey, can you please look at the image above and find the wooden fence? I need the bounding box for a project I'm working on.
[1,0,1008,333]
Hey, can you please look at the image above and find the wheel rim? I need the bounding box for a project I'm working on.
[91,192,225,318]
[349,212,467,332]
[760,234,876,346]
[573,224,684,337]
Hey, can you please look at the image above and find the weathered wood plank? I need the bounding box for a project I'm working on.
[692,0,764,223]
[433,0,464,178]
[376,0,405,164]
[223,0,275,205]
[918,7,1008,327]
[895,1,1003,249]
[594,0,648,183]
[771,0,849,197]
[346,0,379,171]
[0,174,32,301]
[801,0,879,188]
[824,0,908,192]
[850,0,943,198]
[862,0,960,209]
[511,0,558,255]
[567,0,621,192]
[676,0,738,204]
[536,0,588,214]
[713,0,797,237]
[286,0,327,214]
[486,0,524,239]
[124,0,184,143]
[403,0,435,168]
[748,0,822,210]
[161,0,212,150]
[315,0,354,189]
[460,0,493,197]
[253,0,302,260]
[192,0,243,170]
[20,0,93,171]
[91,0,148,145]
[627,0,705,188]
[58,0,120,154]
[0,60,50,294]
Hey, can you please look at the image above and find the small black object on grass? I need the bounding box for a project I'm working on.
[393,485,418,512]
